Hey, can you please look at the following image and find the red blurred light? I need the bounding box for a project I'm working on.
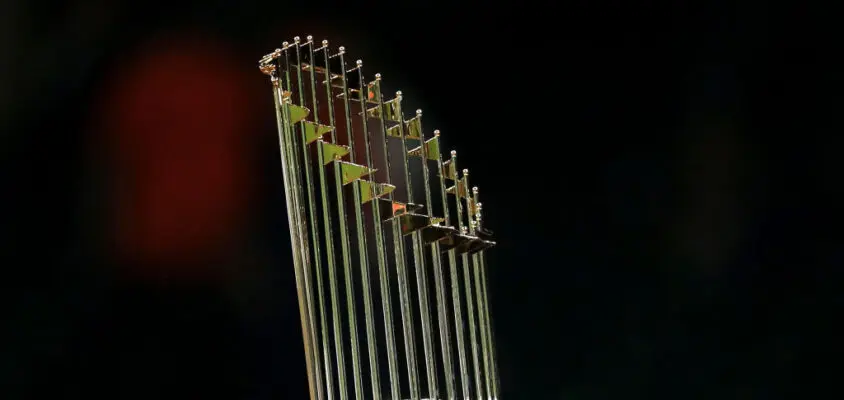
[95,34,258,281]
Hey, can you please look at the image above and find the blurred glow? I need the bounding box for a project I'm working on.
[96,34,258,280]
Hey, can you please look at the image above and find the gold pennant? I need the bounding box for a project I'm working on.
[338,161,376,184]
[395,201,424,214]
[366,80,382,104]
[421,224,457,244]
[357,180,396,203]
[302,121,333,144]
[446,178,468,198]
[319,141,350,165]
[392,202,407,215]
[285,103,310,125]
[386,124,402,138]
[408,136,440,161]
[376,199,404,221]
[364,97,401,122]
[365,106,378,119]
[404,116,421,139]
[439,232,474,252]
[441,159,457,181]
[466,197,478,216]
[392,212,431,235]
[383,98,402,122]
[321,73,342,87]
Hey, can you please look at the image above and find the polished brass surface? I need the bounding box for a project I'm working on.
[303,120,334,144]
[407,136,440,161]
[318,140,350,165]
[338,161,376,185]
[445,178,469,199]
[404,114,422,140]
[356,179,396,204]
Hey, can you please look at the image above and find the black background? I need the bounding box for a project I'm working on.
[1,0,836,398]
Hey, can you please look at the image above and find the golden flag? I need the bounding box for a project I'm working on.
[338,161,376,184]
[302,121,333,144]
[285,102,309,125]
[383,98,402,122]
[366,80,382,104]
[404,115,421,139]
[365,97,402,122]
[319,141,350,165]
[441,159,457,181]
[357,180,396,203]
[394,212,431,235]
[408,136,440,161]
[421,224,457,244]
[446,178,468,198]
[386,124,402,138]
[466,197,478,216]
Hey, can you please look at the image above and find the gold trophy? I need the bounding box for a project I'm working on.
[260,36,499,400]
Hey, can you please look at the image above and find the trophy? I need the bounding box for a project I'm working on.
[259,36,499,400]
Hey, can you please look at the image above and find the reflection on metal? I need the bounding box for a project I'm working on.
[318,141,350,165]
[445,178,469,199]
[286,103,310,124]
[366,97,403,123]
[356,179,396,204]
[260,36,501,400]
[404,114,423,140]
[338,161,376,185]
[408,136,440,161]
[303,121,335,144]
[441,159,457,181]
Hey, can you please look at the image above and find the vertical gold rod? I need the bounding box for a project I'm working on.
[443,152,472,399]
[472,263,491,400]
[330,46,364,400]
[408,111,441,399]
[270,64,317,400]
[385,91,421,400]
[304,36,336,400]
[474,195,499,399]
[431,244,456,400]
[359,72,402,399]
[332,156,362,399]
[280,46,322,400]
[371,78,418,400]
[478,252,498,400]
[453,165,484,399]
[429,131,456,400]
[338,52,379,400]
[320,41,349,400]
[463,178,491,399]
[394,99,438,399]
[461,242,484,400]
[291,37,328,400]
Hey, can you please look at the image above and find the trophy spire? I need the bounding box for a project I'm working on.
[260,36,499,400]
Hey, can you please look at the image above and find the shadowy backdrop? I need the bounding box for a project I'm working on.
[2,0,835,398]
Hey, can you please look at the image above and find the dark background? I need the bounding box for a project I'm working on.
[1,0,835,398]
